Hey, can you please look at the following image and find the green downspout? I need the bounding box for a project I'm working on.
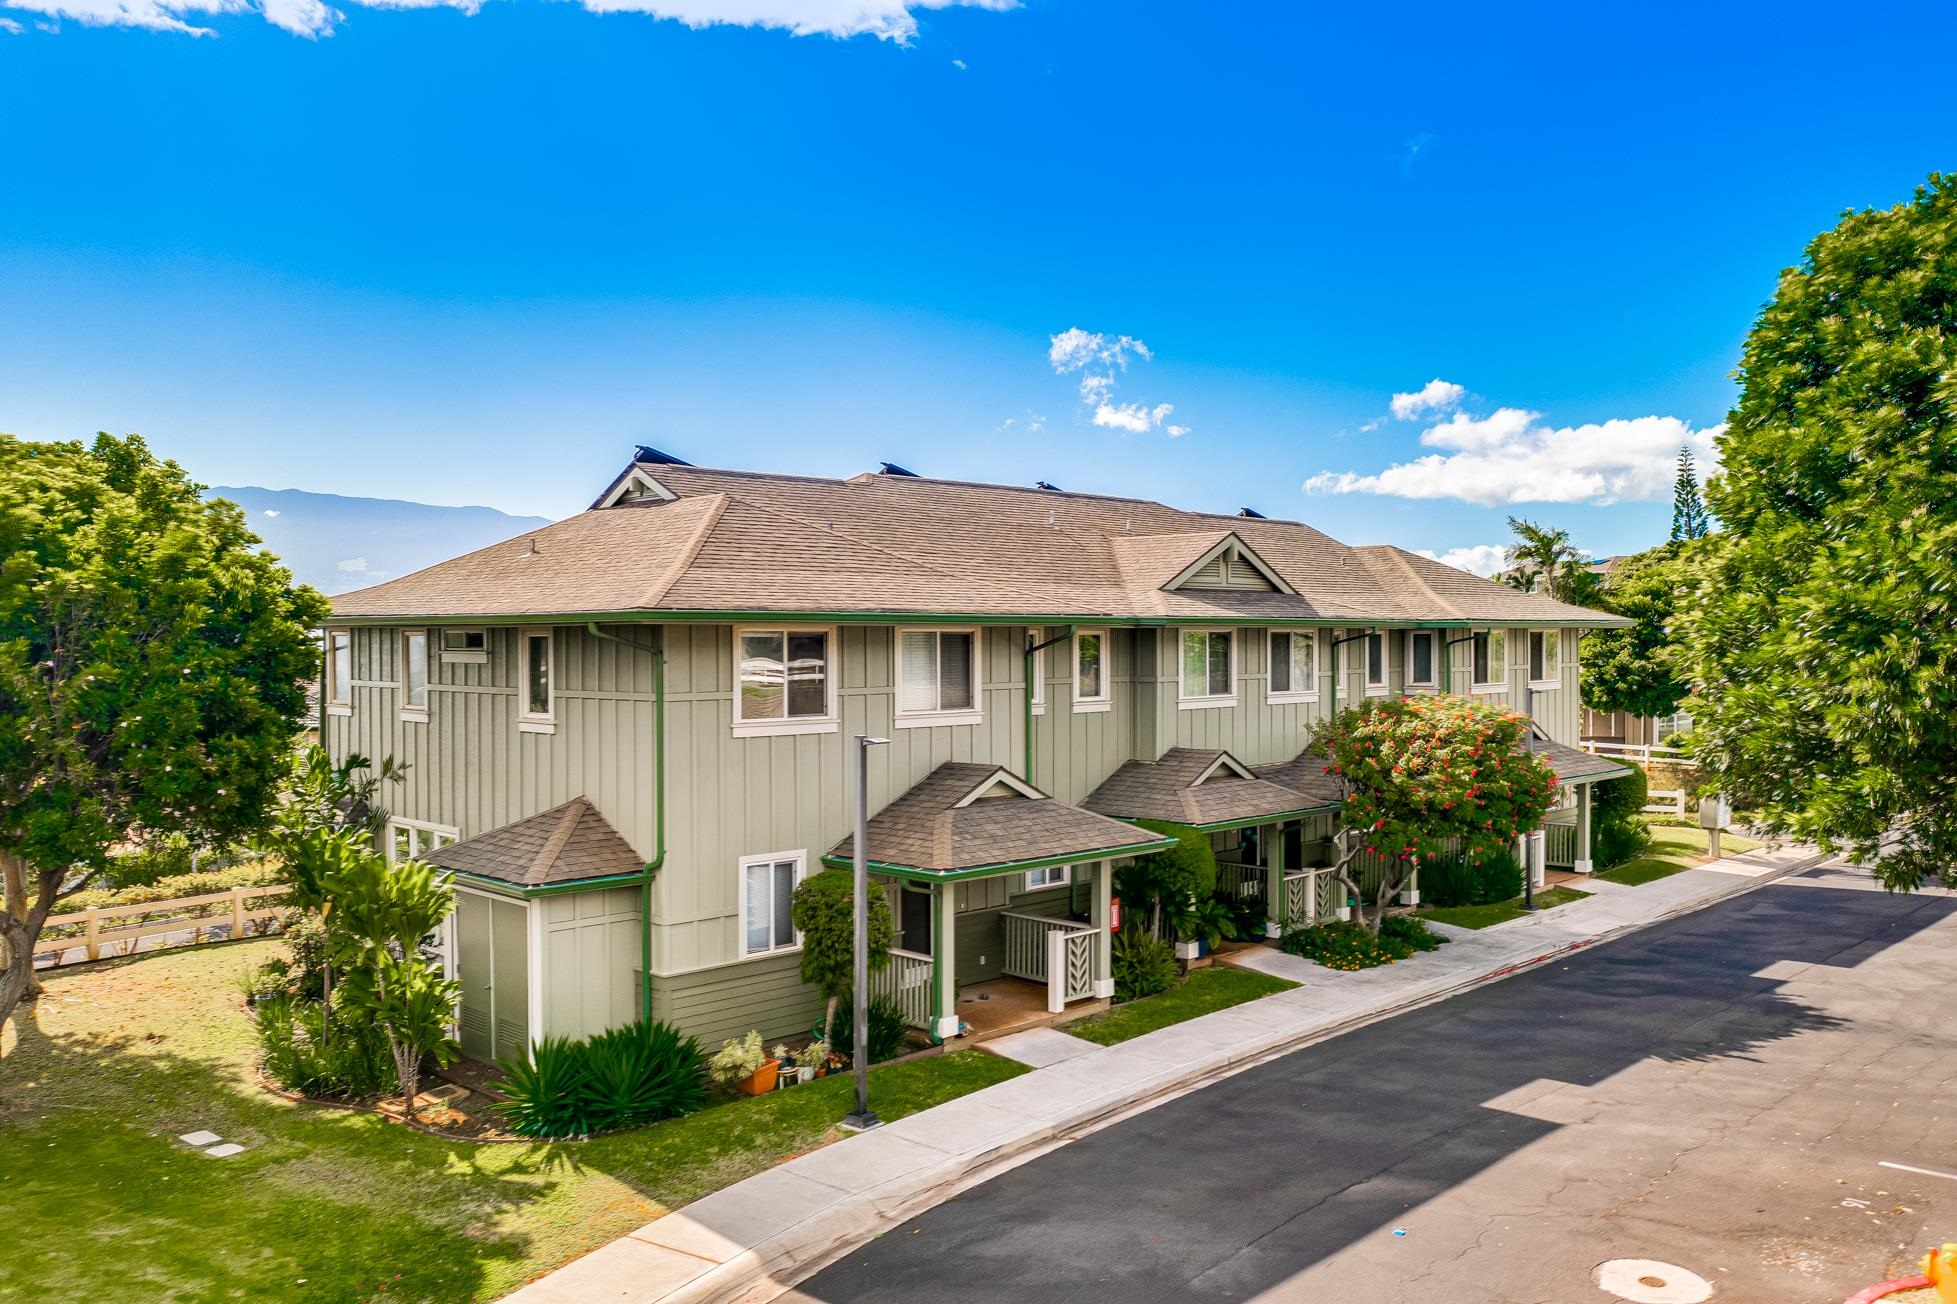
[587,622,665,1025]
[1328,629,1371,723]
[1022,625,1076,784]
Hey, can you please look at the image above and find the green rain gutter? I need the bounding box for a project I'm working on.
[1022,625,1075,784]
[819,836,1175,884]
[586,622,666,1025]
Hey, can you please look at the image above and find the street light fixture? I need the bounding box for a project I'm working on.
[844,734,890,1131]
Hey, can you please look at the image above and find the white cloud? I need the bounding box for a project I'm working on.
[7,0,1011,37]
[1305,395,1724,508]
[1389,378,1465,421]
[262,508,281,517]
[336,557,368,573]
[1166,423,1189,437]
[1414,544,1507,578]
[0,14,23,27]
[1049,327,1187,437]
[951,56,964,69]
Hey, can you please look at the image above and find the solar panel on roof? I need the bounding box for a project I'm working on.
[1237,507,1267,518]
[878,461,919,477]
[634,445,693,466]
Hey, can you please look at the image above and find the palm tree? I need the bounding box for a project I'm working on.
[1500,517,1597,605]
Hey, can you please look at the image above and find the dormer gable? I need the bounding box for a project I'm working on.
[1165,533,1293,594]
[952,768,1048,807]
[593,465,678,509]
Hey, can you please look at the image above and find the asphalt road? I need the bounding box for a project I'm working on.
[792,864,1957,1304]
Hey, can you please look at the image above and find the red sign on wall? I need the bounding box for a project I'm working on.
[1110,896,1121,933]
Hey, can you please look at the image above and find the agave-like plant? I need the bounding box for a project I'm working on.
[495,1036,593,1139]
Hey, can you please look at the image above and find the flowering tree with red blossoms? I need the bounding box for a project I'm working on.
[1312,695,1560,932]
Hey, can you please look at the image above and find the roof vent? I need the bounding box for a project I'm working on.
[1036,480,1060,491]
[1237,507,1267,518]
[634,445,693,467]
[525,537,540,556]
[878,461,919,477]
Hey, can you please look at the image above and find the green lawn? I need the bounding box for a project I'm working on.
[0,940,1025,1303]
[1067,966,1298,1046]
[1596,821,1765,886]
[1420,885,1591,930]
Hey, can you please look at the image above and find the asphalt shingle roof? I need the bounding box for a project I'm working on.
[426,797,644,888]
[828,763,1172,874]
[1082,747,1340,828]
[332,460,1629,627]
[1524,730,1635,785]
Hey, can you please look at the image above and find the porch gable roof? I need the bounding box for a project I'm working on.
[426,797,644,890]
[1523,725,1634,785]
[1083,746,1338,830]
[825,762,1174,878]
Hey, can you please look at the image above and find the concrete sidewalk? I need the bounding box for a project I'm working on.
[502,841,1821,1304]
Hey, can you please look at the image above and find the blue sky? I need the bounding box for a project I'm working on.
[3,0,1954,571]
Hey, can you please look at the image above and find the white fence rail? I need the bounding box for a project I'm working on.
[870,947,933,1030]
[1580,740,1690,763]
[1215,860,1266,907]
[1645,789,1687,817]
[39,883,291,965]
[1001,911,1098,1013]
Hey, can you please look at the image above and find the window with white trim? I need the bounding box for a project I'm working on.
[400,629,429,720]
[1030,641,1046,715]
[1025,864,1070,891]
[735,626,834,733]
[1472,629,1507,689]
[325,629,352,714]
[740,851,806,957]
[1406,630,1438,689]
[1364,631,1387,693]
[440,627,488,663]
[1268,630,1317,701]
[1179,629,1236,705]
[1074,629,1110,711]
[897,628,979,724]
[1528,630,1561,686]
[386,818,458,863]
[519,628,556,732]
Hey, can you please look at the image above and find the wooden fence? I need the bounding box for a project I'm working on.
[38,884,291,965]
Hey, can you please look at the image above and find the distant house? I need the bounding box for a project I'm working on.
[1578,556,1691,753]
[324,452,1631,1059]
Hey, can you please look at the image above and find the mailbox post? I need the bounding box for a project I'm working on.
[1699,793,1731,860]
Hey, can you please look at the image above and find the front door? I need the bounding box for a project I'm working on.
[900,883,933,953]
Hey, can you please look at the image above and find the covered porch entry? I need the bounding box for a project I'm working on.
[825,762,1175,1042]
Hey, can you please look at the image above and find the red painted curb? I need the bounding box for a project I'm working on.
[1842,1275,1931,1304]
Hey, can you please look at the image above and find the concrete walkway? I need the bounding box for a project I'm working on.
[502,841,1820,1304]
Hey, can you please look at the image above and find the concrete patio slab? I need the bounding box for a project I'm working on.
[178,1129,221,1147]
[979,1026,1097,1068]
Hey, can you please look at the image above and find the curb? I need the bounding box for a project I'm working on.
[519,846,1830,1304]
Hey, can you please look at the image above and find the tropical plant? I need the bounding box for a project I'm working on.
[253,993,394,1098]
[827,995,907,1066]
[1670,446,1712,541]
[1280,919,1428,971]
[789,870,894,1048]
[1116,820,1217,937]
[708,1029,768,1087]
[1681,174,1957,891]
[267,746,410,849]
[1313,695,1560,932]
[0,433,326,1029]
[1499,517,1599,606]
[1420,850,1523,908]
[1172,896,1239,950]
[1588,766,1650,869]
[1593,819,1653,869]
[496,1036,594,1138]
[1378,913,1447,953]
[1110,928,1179,1002]
[570,1021,707,1133]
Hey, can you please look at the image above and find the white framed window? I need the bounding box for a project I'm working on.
[1030,641,1046,716]
[739,850,806,957]
[386,817,458,863]
[1178,628,1237,708]
[1024,864,1070,891]
[440,627,488,664]
[896,628,981,727]
[1074,628,1111,713]
[400,629,429,721]
[1528,630,1562,687]
[519,628,556,733]
[1267,630,1318,703]
[1406,630,1439,690]
[1364,631,1388,694]
[734,626,836,736]
[1472,629,1507,691]
[325,628,352,716]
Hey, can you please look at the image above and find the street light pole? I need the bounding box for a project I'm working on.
[845,734,890,1131]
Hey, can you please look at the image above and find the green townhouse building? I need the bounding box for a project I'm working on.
[323,449,1630,1062]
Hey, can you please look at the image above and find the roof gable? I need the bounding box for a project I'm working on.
[1165,533,1293,595]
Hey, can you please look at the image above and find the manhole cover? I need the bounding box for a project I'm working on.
[1594,1259,1713,1304]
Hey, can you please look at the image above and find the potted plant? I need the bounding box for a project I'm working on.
[708,1030,778,1097]
[806,1039,829,1078]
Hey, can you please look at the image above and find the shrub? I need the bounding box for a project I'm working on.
[498,1020,707,1139]
[1378,913,1447,953]
[1419,851,1523,907]
[253,994,394,1098]
[1118,821,1217,934]
[1592,767,1649,823]
[105,834,199,888]
[40,860,289,941]
[1594,819,1653,868]
[1280,921,1414,971]
[827,996,907,1065]
[1111,928,1180,1002]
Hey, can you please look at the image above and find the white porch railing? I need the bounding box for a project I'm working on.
[870,947,933,1031]
[1580,740,1689,763]
[1001,911,1099,1013]
[1280,868,1341,930]
[1215,859,1266,907]
[1543,821,1578,868]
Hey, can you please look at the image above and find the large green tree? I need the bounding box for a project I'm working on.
[1499,517,1600,606]
[0,434,327,1028]
[1669,447,1711,541]
[1580,543,1694,721]
[1683,175,1957,890]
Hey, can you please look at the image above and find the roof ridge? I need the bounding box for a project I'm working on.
[638,493,728,608]
[1361,545,1463,621]
[531,798,588,882]
[713,491,970,582]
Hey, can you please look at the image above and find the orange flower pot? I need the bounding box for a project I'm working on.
[736,1060,780,1096]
